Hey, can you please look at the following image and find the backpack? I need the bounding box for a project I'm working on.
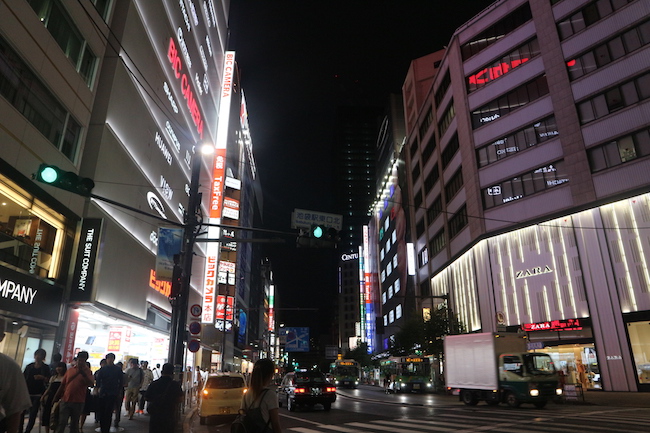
[231,389,271,433]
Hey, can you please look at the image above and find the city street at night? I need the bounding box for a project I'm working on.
[188,386,650,433]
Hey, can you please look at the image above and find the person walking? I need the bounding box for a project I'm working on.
[138,361,153,414]
[0,317,31,433]
[53,351,94,433]
[21,348,51,433]
[124,359,143,419]
[94,354,123,433]
[239,358,282,433]
[40,362,66,433]
[144,363,183,433]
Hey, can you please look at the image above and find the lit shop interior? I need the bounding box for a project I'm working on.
[73,308,173,370]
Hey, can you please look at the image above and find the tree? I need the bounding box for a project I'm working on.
[343,342,373,367]
[389,306,463,357]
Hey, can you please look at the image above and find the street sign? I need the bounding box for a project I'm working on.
[190,304,202,317]
[189,322,202,335]
[188,339,200,353]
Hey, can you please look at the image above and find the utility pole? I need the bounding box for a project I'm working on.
[168,151,202,368]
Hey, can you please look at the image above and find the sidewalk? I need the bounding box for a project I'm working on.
[575,390,650,407]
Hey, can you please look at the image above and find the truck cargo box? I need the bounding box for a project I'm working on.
[444,333,526,390]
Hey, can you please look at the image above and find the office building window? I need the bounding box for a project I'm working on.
[419,247,429,268]
[448,206,468,239]
[422,135,437,163]
[434,71,451,106]
[414,188,423,210]
[427,196,443,224]
[587,126,650,172]
[441,135,460,169]
[419,107,434,139]
[438,100,455,137]
[577,70,650,124]
[394,279,400,294]
[416,218,425,238]
[557,0,636,40]
[476,116,559,167]
[567,20,650,80]
[27,0,98,87]
[430,229,446,256]
[424,165,440,192]
[483,161,568,209]
[467,38,541,92]
[471,75,549,129]
[461,3,532,60]
[411,162,421,182]
[445,169,464,201]
[396,304,403,319]
[0,35,82,162]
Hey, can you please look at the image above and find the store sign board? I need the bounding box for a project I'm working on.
[291,209,343,231]
[521,318,582,332]
[107,329,122,351]
[70,219,103,302]
[0,265,63,323]
[201,256,217,324]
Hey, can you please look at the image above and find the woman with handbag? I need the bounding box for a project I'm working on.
[40,362,67,433]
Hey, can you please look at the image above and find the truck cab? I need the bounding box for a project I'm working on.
[498,352,561,408]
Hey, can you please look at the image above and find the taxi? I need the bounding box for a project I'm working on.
[198,372,247,424]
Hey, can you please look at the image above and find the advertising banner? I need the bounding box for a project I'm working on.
[0,266,63,324]
[155,227,183,281]
[62,309,79,363]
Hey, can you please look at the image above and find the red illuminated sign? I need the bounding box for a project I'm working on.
[521,318,582,332]
[216,295,234,321]
[149,269,171,297]
[167,38,204,139]
[107,329,122,351]
[468,58,529,87]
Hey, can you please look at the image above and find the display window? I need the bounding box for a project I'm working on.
[534,343,601,389]
[73,308,169,370]
[627,320,650,385]
[0,173,68,279]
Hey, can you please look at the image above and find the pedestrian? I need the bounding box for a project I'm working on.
[49,353,63,373]
[40,362,67,433]
[124,358,143,419]
[239,358,282,433]
[94,354,123,433]
[21,347,51,433]
[92,359,107,424]
[112,361,125,429]
[78,362,94,431]
[151,363,161,381]
[145,363,183,433]
[138,361,154,414]
[0,317,31,433]
[53,351,94,433]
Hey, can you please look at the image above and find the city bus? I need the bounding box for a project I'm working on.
[380,356,433,393]
[330,359,360,388]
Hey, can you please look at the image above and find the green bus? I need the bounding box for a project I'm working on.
[330,359,360,388]
[381,356,433,393]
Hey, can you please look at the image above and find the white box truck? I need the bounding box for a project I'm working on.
[444,333,561,408]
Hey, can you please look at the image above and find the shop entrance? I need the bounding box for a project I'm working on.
[535,343,601,389]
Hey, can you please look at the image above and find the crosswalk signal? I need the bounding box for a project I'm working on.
[33,164,95,196]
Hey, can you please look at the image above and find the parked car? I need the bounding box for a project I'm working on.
[198,372,247,424]
[278,370,336,411]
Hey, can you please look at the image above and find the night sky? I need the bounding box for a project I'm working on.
[228,1,495,341]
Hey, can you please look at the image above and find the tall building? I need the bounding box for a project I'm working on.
[333,105,383,251]
[0,0,266,373]
[388,0,650,392]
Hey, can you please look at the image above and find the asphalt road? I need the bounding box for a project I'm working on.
[189,385,650,433]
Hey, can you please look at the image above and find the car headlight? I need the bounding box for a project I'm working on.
[355,381,359,385]
[556,388,563,396]
[529,389,540,397]
[427,383,432,387]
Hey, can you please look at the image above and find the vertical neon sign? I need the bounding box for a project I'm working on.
[363,225,374,353]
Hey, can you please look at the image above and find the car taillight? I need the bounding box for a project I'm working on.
[243,388,248,394]
[325,387,336,392]
[295,388,307,394]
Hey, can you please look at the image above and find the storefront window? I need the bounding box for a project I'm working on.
[536,344,601,389]
[0,174,67,279]
[628,321,650,384]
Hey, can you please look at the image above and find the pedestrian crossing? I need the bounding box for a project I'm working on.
[284,407,650,433]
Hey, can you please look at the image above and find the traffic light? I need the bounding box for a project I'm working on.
[311,224,325,239]
[297,225,339,248]
[33,164,95,196]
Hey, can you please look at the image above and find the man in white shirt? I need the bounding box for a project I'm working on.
[0,317,31,433]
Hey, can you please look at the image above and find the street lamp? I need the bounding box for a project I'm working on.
[168,144,213,369]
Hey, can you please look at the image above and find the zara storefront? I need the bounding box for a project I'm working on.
[430,191,650,392]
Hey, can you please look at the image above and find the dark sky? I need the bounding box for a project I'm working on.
[228,1,495,340]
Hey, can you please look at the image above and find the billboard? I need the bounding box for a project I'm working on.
[283,327,310,352]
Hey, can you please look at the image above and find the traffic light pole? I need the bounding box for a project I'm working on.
[168,153,202,368]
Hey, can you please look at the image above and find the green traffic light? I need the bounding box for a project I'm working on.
[312,225,324,238]
[40,166,59,183]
